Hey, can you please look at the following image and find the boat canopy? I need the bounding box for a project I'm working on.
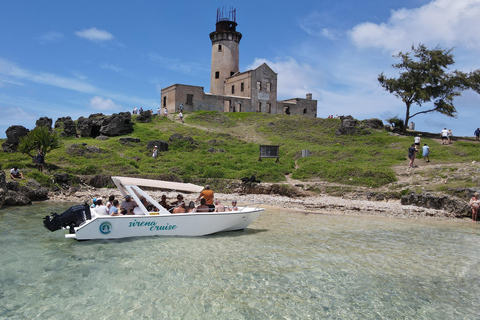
[111,176,204,193]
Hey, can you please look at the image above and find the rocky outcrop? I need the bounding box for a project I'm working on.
[100,112,134,136]
[55,117,77,137]
[401,192,470,218]
[361,118,384,130]
[0,170,7,207]
[3,179,49,206]
[87,175,113,188]
[66,143,101,157]
[35,117,53,129]
[136,111,152,123]
[335,116,359,135]
[2,125,29,152]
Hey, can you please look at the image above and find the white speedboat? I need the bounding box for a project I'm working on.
[43,176,264,240]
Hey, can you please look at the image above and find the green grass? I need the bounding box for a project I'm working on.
[2,111,480,189]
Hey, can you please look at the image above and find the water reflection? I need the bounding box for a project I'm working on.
[0,203,479,319]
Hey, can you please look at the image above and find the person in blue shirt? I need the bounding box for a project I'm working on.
[422,144,431,163]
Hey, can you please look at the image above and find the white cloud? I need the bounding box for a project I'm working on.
[36,31,64,44]
[75,27,114,42]
[101,63,122,73]
[350,0,480,51]
[299,11,341,40]
[89,96,122,111]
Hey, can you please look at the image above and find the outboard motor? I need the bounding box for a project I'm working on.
[43,203,91,234]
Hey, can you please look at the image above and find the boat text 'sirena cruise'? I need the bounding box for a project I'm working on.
[43,176,264,240]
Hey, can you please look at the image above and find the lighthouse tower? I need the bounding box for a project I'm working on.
[209,8,242,95]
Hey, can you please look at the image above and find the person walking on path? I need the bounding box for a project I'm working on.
[408,143,418,168]
[152,146,158,159]
[179,111,184,123]
[414,135,421,149]
[163,107,168,117]
[422,144,431,162]
[440,128,449,145]
[475,128,480,141]
[447,129,453,144]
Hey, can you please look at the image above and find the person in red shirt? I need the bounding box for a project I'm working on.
[196,185,215,212]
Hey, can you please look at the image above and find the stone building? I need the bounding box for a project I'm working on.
[160,8,317,117]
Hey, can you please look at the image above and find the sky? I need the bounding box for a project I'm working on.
[1,0,480,139]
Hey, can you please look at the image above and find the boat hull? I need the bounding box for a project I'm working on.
[68,208,265,240]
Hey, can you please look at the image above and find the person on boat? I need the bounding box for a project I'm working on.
[90,198,97,208]
[121,195,137,213]
[195,198,210,212]
[172,202,186,214]
[109,200,122,216]
[214,200,225,212]
[106,195,115,211]
[186,201,196,213]
[196,185,215,212]
[133,197,149,215]
[470,193,479,222]
[10,167,24,180]
[95,198,109,216]
[228,200,238,211]
[159,194,171,211]
[170,194,184,207]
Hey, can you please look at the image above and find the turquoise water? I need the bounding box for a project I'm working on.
[1,203,479,319]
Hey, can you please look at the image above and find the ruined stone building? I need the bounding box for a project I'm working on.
[160,8,317,117]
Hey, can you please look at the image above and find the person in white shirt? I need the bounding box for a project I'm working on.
[10,167,24,180]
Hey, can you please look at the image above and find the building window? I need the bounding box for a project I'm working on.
[303,108,307,114]
[266,82,271,92]
[267,103,271,113]
[215,71,219,79]
[218,44,222,51]
[230,71,235,76]
[257,102,261,112]
[186,94,193,106]
[231,85,235,94]
[241,82,244,92]
[284,106,290,115]
[163,96,166,107]
[237,103,242,112]
[256,81,261,91]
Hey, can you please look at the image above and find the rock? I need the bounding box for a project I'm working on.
[35,117,53,129]
[55,117,77,137]
[3,190,32,206]
[147,140,168,152]
[2,125,30,152]
[6,181,19,191]
[19,185,49,201]
[88,175,112,188]
[335,116,358,135]
[0,170,7,207]
[136,111,152,123]
[66,144,101,156]
[99,112,134,136]
[96,135,109,140]
[53,173,70,184]
[401,192,470,218]
[119,137,141,145]
[169,133,184,142]
[207,139,224,146]
[361,118,384,130]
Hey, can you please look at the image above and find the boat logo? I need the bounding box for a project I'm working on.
[99,222,112,234]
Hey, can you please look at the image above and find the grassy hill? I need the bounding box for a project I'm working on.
[2,111,480,194]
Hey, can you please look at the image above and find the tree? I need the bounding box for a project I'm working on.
[378,44,480,129]
[18,126,62,158]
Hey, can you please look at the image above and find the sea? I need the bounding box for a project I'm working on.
[1,203,479,319]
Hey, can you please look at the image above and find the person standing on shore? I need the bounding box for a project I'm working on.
[36,150,45,173]
[470,193,479,221]
[422,144,431,162]
[408,143,418,168]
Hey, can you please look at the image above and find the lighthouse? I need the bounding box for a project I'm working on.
[209,7,242,95]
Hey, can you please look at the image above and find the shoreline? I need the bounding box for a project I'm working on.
[45,188,465,222]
